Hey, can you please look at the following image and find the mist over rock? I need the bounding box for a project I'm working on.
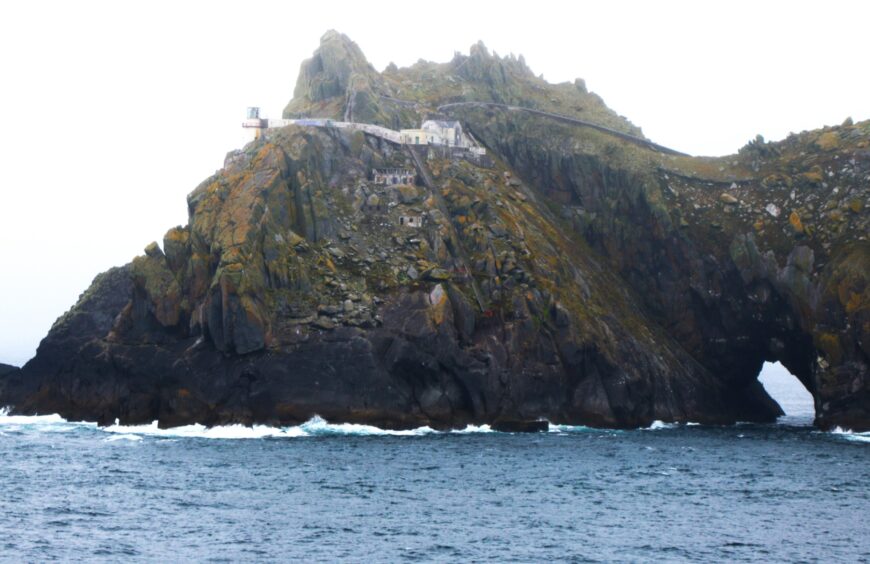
[2,32,867,431]
[293,30,375,102]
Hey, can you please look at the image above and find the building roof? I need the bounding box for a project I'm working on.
[373,168,414,173]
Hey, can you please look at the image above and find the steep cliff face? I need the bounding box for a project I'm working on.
[2,32,867,430]
[451,108,869,430]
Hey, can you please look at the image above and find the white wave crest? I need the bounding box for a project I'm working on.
[644,420,678,430]
[1,409,498,440]
[100,416,497,439]
[296,416,438,437]
[0,408,68,425]
[101,419,309,440]
[548,423,595,433]
[103,433,143,442]
[0,408,97,433]
[831,427,870,443]
[451,424,494,434]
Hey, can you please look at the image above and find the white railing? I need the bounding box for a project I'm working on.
[245,117,483,153]
[255,119,403,144]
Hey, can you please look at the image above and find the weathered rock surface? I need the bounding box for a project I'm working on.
[2,32,867,431]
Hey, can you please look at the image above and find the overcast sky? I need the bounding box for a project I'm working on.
[0,0,867,367]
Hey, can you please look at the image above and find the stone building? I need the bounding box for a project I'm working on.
[399,215,423,228]
[364,193,383,212]
[372,168,415,185]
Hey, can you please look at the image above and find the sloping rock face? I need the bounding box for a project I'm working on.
[2,32,867,430]
[448,109,869,430]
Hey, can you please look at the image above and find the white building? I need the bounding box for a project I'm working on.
[421,120,465,147]
[400,120,468,147]
[372,168,415,185]
[400,128,437,145]
[243,108,481,153]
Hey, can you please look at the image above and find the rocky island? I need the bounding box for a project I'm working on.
[1,31,867,431]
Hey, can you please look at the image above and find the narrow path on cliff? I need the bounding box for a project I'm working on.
[437,102,688,156]
[377,95,688,156]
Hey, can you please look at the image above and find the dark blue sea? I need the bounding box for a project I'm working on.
[1,365,868,563]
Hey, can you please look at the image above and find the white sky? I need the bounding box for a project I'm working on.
[0,0,868,367]
[758,362,814,418]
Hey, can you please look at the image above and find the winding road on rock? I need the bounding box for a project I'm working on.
[435,101,689,156]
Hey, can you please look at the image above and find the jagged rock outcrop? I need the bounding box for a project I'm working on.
[2,33,867,430]
[283,30,397,126]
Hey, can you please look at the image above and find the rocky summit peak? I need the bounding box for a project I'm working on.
[319,29,345,43]
[284,32,634,134]
[469,40,489,58]
[289,30,376,104]
[451,40,535,89]
[317,29,372,70]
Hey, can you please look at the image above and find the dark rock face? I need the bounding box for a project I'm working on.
[453,108,868,430]
[1,265,132,412]
[491,420,549,433]
[2,33,867,431]
[0,363,19,401]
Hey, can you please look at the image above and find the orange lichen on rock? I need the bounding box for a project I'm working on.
[815,332,844,365]
[789,211,804,233]
[815,131,840,150]
[131,249,183,327]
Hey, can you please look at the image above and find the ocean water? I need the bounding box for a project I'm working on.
[1,368,868,562]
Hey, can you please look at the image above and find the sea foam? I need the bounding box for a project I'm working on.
[4,408,863,442]
[98,416,494,439]
[0,409,491,440]
[644,420,679,430]
[831,427,870,444]
[548,423,596,433]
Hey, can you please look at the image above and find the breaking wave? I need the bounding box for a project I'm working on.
[1,408,864,442]
[831,427,870,444]
[0,409,493,440]
[645,420,678,430]
[548,423,596,433]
